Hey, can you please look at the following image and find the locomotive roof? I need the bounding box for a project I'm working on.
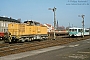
[24,20,40,24]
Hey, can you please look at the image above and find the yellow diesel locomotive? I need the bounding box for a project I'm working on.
[5,20,48,43]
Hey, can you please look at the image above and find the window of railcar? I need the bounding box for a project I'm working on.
[69,29,71,31]
[78,29,82,32]
[74,29,77,32]
[78,29,80,32]
[81,29,83,32]
[72,29,74,31]
[85,30,89,32]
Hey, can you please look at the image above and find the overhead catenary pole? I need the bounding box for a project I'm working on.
[69,22,70,28]
[57,20,58,30]
[89,28,90,35]
[79,14,85,37]
[48,7,57,40]
[82,15,85,37]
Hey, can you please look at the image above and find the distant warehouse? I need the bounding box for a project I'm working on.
[0,16,21,32]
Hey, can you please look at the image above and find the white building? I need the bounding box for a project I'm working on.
[0,16,20,32]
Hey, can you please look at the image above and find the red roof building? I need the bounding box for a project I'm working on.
[44,24,54,32]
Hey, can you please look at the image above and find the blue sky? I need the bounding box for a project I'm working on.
[0,0,90,28]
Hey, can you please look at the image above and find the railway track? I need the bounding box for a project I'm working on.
[0,36,90,57]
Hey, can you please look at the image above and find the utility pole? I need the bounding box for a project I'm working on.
[69,22,70,28]
[78,14,85,37]
[48,7,57,40]
[89,28,90,35]
[57,20,58,30]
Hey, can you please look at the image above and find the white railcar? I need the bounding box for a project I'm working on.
[69,27,89,37]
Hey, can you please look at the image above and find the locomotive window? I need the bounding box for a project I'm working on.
[30,22,34,25]
[32,22,40,26]
[36,23,40,26]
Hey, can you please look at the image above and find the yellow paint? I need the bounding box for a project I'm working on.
[8,23,47,36]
